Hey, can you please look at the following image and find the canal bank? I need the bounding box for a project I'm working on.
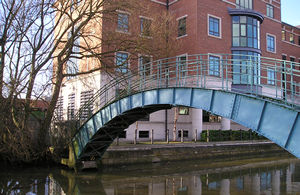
[98,140,289,168]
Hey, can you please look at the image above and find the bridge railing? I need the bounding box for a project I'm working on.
[74,54,300,127]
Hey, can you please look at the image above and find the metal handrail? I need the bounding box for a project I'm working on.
[69,53,300,139]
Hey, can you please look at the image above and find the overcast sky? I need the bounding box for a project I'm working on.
[281,0,300,26]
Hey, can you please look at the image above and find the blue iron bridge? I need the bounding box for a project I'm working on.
[65,54,300,166]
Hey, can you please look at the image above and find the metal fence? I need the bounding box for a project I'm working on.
[73,53,300,129]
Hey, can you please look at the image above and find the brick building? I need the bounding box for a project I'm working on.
[55,0,300,141]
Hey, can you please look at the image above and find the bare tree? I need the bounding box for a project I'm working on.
[0,0,180,163]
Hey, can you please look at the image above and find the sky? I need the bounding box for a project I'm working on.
[281,0,300,26]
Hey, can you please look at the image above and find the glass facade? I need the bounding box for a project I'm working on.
[232,16,260,49]
[232,51,260,85]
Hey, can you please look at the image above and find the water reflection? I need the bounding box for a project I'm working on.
[1,157,300,194]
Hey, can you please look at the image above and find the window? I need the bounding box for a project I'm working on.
[290,34,294,43]
[56,96,64,120]
[203,111,222,122]
[66,31,80,79]
[140,17,151,36]
[178,17,186,37]
[209,56,220,76]
[266,4,274,18]
[267,34,275,52]
[80,90,93,120]
[236,0,253,9]
[179,107,189,115]
[232,51,261,85]
[298,36,300,45]
[139,131,149,138]
[177,55,188,79]
[68,93,75,120]
[290,57,295,69]
[116,52,129,73]
[209,16,220,37]
[267,69,275,85]
[117,13,129,32]
[232,16,260,49]
[282,30,286,41]
[178,130,188,138]
[139,55,152,76]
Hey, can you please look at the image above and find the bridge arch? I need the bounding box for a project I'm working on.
[71,87,300,162]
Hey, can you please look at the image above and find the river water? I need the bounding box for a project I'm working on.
[1,155,300,194]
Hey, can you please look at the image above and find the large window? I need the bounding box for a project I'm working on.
[236,0,253,9]
[232,51,261,85]
[117,12,129,32]
[68,93,75,120]
[208,16,220,37]
[266,34,275,53]
[139,55,152,76]
[140,17,151,36]
[57,96,64,120]
[178,17,187,37]
[267,69,275,85]
[232,16,260,49]
[209,55,220,76]
[266,4,274,18]
[116,52,129,73]
[80,90,93,120]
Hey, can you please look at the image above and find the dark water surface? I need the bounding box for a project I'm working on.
[1,156,300,194]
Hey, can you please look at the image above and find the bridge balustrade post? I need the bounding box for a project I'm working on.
[275,62,278,98]
[225,55,228,91]
[221,58,224,90]
[200,55,203,88]
[284,61,287,103]
[194,129,197,143]
[291,64,294,104]
[116,136,119,146]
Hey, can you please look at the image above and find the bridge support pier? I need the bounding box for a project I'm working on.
[192,108,202,140]
[221,118,231,130]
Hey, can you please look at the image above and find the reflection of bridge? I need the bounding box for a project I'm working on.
[65,54,300,168]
